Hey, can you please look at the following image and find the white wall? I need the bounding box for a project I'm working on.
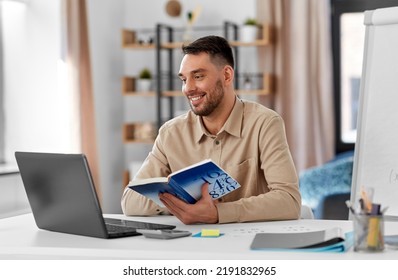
[1,0,62,217]
[87,0,124,213]
[3,0,68,161]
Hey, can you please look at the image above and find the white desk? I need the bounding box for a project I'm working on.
[1,214,398,260]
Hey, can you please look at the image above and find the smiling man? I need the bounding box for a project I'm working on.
[121,35,301,224]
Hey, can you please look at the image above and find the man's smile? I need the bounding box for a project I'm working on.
[189,93,206,105]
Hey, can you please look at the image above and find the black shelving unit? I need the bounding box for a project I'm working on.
[155,23,175,130]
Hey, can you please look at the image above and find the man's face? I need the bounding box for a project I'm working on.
[178,53,225,116]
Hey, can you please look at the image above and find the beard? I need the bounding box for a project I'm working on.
[189,80,224,116]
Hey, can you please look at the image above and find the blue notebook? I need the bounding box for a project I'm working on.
[129,159,240,206]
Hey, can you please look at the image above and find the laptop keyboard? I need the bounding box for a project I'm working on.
[104,218,176,230]
[105,223,137,234]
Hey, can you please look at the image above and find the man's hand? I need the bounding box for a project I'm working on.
[159,183,219,224]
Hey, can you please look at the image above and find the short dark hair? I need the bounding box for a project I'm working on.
[182,35,234,69]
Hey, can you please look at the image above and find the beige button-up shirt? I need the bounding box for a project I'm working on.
[121,97,301,223]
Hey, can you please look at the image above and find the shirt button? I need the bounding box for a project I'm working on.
[215,140,220,145]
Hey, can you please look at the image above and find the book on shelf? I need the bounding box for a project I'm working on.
[128,159,241,206]
[250,227,353,253]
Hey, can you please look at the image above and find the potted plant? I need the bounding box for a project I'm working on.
[241,18,258,43]
[137,68,152,92]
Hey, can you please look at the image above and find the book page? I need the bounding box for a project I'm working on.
[128,177,168,187]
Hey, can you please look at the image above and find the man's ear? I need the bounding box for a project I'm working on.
[223,65,234,86]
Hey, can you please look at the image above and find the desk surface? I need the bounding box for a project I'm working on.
[1,214,398,260]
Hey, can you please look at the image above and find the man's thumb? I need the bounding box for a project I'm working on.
[201,182,210,198]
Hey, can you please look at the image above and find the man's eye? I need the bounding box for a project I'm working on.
[194,75,203,80]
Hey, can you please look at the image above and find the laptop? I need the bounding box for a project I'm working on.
[15,151,176,239]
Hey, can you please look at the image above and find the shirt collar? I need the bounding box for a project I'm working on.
[193,96,243,143]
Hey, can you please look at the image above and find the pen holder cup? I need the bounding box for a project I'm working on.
[353,214,384,252]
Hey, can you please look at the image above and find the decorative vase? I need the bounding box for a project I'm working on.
[240,25,258,43]
[183,23,193,43]
[136,79,151,92]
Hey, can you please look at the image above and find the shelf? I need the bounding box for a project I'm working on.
[159,39,269,49]
[123,43,155,49]
[123,123,155,143]
[121,29,155,49]
[238,73,274,95]
[236,89,269,95]
[229,39,268,47]
[122,23,272,50]
[122,77,156,96]
[162,90,184,97]
[123,91,156,96]
[161,73,273,96]
[163,24,272,49]
[161,42,184,49]
[230,24,272,46]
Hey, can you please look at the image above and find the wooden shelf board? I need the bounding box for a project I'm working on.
[236,89,270,95]
[123,139,154,144]
[161,39,269,49]
[162,90,184,97]
[122,43,155,49]
[122,91,156,96]
[230,40,268,47]
[161,42,183,49]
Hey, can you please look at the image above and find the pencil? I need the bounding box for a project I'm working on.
[361,188,373,213]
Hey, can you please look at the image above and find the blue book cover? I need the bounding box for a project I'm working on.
[129,159,241,206]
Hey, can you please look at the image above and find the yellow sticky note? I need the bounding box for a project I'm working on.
[201,229,220,237]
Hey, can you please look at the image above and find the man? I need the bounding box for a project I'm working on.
[121,35,301,224]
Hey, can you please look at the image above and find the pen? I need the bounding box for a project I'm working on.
[359,198,365,213]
